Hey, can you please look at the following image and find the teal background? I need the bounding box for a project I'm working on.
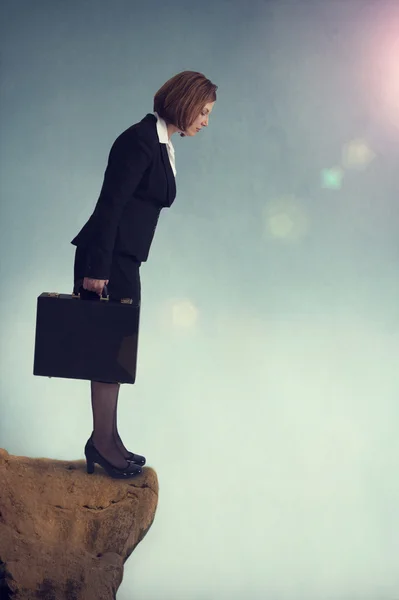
[1,1,399,598]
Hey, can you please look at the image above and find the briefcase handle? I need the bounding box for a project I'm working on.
[78,284,109,301]
[70,282,108,300]
[71,284,133,304]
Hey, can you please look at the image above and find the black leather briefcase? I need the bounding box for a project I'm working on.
[33,286,140,384]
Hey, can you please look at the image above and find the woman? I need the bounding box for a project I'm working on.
[71,71,217,479]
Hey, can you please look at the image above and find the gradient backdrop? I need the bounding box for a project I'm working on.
[1,0,399,598]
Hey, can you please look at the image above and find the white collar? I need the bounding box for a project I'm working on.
[153,111,175,153]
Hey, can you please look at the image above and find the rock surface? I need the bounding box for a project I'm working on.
[0,448,158,599]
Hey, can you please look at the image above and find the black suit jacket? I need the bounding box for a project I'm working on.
[70,113,177,279]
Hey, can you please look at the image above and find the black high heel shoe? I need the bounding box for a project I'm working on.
[88,432,146,466]
[84,439,142,479]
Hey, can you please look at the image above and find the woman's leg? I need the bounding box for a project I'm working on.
[108,254,142,460]
[74,246,141,467]
[90,381,132,469]
[73,246,132,469]
[112,394,132,459]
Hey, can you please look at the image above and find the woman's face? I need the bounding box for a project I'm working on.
[188,101,215,136]
[168,101,215,139]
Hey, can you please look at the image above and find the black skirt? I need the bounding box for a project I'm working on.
[72,246,142,384]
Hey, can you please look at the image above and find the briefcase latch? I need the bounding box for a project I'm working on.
[47,293,60,298]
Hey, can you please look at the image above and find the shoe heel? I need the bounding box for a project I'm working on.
[86,456,95,474]
[84,438,142,479]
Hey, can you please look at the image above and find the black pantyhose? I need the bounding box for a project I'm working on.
[112,391,132,459]
[91,381,131,469]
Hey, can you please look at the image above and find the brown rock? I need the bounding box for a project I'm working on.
[0,448,158,599]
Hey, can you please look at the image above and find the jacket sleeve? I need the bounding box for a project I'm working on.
[84,131,153,279]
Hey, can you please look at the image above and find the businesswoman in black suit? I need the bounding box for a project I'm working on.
[70,71,217,479]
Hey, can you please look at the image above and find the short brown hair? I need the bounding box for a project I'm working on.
[153,71,217,137]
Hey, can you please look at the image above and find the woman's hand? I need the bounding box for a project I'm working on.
[83,277,109,296]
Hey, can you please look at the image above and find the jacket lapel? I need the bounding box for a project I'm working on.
[159,144,176,207]
[142,113,176,207]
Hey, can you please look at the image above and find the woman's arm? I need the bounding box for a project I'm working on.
[84,131,153,279]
